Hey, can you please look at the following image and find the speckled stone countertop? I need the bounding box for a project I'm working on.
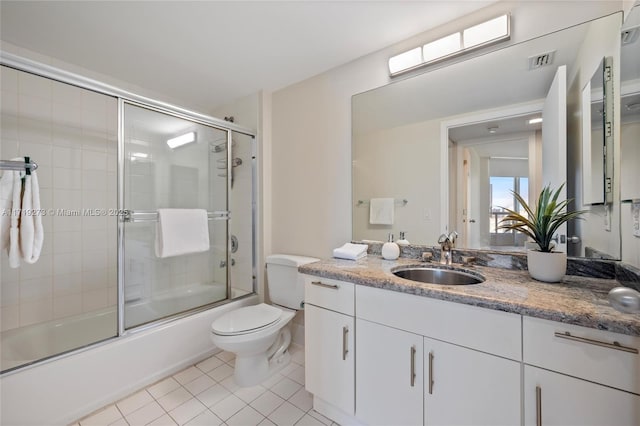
[299,256,640,337]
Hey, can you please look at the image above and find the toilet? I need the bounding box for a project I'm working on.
[210,254,319,387]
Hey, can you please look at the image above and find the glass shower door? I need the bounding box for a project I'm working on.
[122,102,230,329]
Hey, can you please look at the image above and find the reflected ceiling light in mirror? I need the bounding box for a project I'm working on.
[167,131,196,149]
[388,14,510,76]
[488,126,499,134]
[528,117,543,124]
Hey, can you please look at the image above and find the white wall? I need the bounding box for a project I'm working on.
[271,0,626,259]
[353,119,441,244]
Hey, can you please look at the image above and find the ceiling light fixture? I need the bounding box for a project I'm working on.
[488,126,499,134]
[528,117,543,124]
[167,131,196,149]
[388,14,510,76]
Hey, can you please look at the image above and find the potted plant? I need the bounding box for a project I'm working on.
[498,183,586,282]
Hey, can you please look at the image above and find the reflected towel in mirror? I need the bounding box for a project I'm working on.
[369,198,394,225]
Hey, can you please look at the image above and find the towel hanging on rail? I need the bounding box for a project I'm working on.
[369,198,395,225]
[155,209,210,258]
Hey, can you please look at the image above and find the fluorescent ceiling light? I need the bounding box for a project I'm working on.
[130,152,149,159]
[388,47,422,75]
[167,131,196,149]
[528,118,543,124]
[463,15,510,49]
[423,33,461,63]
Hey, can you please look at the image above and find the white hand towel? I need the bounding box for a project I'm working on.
[20,171,44,264]
[369,198,394,225]
[333,243,368,261]
[0,167,17,252]
[155,208,210,258]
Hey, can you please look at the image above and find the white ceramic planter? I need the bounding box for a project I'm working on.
[527,249,567,282]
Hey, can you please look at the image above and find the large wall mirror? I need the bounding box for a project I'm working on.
[621,5,640,203]
[352,12,623,259]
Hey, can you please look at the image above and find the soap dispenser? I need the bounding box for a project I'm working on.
[382,233,400,260]
[397,231,410,246]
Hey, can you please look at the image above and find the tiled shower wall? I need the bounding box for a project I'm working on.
[0,66,118,331]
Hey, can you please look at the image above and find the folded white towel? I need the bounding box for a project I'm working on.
[369,198,394,225]
[20,171,44,264]
[333,243,368,261]
[155,208,210,258]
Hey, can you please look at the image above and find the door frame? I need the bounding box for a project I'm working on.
[440,101,544,234]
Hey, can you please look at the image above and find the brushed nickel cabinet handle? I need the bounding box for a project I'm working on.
[536,385,542,426]
[428,351,434,394]
[410,346,416,387]
[554,331,639,354]
[342,326,349,360]
[311,281,339,290]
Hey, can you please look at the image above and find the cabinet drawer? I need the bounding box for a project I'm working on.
[356,285,521,360]
[304,275,355,315]
[523,316,640,394]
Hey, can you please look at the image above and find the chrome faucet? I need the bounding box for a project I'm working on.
[437,231,458,265]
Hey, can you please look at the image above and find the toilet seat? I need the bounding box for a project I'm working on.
[211,303,283,336]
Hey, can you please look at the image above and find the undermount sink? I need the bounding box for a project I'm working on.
[392,266,485,285]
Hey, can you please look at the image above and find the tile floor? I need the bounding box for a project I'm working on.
[73,344,336,426]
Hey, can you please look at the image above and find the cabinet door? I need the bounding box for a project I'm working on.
[424,337,520,426]
[356,319,423,426]
[524,365,640,426]
[305,304,354,415]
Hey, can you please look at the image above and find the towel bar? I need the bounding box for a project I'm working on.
[357,198,408,206]
[121,210,229,223]
[0,159,38,173]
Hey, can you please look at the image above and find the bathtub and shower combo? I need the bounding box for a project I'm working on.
[0,52,258,425]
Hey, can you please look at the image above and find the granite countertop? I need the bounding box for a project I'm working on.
[299,256,640,337]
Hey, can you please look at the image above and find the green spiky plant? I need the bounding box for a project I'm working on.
[498,183,586,253]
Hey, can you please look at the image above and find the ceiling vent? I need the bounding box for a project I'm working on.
[528,51,555,70]
[621,27,640,45]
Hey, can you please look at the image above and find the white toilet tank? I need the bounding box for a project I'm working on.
[266,254,319,310]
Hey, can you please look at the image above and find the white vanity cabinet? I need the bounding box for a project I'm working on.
[523,317,640,426]
[424,337,520,426]
[303,273,640,426]
[355,285,521,426]
[303,276,356,420]
[356,318,423,426]
[524,365,640,426]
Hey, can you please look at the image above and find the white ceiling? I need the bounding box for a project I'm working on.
[0,1,495,112]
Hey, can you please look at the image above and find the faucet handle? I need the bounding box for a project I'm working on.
[438,233,450,244]
[421,252,433,262]
[461,255,476,266]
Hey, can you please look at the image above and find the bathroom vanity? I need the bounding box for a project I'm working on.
[301,256,640,426]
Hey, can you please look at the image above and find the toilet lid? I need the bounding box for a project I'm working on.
[211,303,282,335]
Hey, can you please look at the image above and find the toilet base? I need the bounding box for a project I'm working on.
[233,327,293,387]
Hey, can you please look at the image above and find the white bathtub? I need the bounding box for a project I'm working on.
[125,282,228,328]
[1,282,229,373]
[0,293,258,426]
[1,308,117,373]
